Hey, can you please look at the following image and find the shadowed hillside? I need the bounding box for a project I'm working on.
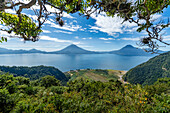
[0,65,69,84]
[123,51,170,85]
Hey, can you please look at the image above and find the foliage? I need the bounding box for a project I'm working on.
[123,51,170,85]
[0,12,42,41]
[0,73,169,113]
[0,65,69,85]
[144,77,170,95]
[40,75,61,88]
[0,37,7,43]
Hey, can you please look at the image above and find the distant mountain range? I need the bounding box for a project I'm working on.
[0,44,165,56]
[0,47,45,54]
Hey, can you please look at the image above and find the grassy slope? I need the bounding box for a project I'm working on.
[65,69,127,82]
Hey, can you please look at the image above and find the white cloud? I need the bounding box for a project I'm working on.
[49,18,55,22]
[90,13,138,37]
[46,20,82,32]
[79,28,85,31]
[150,14,162,22]
[99,38,115,40]
[90,14,123,34]
[122,22,138,32]
[0,25,6,29]
[54,30,72,34]
[31,4,74,19]
[121,34,169,42]
[163,35,170,41]
[105,42,111,43]
[89,30,99,33]
[81,37,92,40]
[73,20,77,23]
[120,37,140,41]
[75,36,79,39]
[26,14,38,20]
[72,42,82,45]
[79,45,93,48]
[40,36,82,45]
[40,36,71,43]
[90,13,163,37]
[5,9,16,14]
[0,30,20,40]
[42,30,51,33]
[63,13,74,19]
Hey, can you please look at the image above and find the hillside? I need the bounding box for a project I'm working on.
[0,65,68,84]
[123,51,170,85]
[65,69,126,82]
[109,45,153,56]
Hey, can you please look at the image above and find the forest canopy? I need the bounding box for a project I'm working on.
[0,73,169,112]
[0,0,170,52]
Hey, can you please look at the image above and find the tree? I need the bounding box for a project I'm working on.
[40,75,61,88]
[0,0,170,52]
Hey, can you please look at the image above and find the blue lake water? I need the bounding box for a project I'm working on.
[0,54,153,72]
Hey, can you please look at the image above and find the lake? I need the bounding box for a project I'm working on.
[0,54,153,72]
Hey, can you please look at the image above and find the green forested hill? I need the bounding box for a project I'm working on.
[123,51,170,85]
[0,65,68,84]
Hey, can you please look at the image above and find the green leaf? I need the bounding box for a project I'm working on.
[5,38,7,42]
[1,37,4,41]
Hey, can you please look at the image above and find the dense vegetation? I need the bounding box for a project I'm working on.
[0,65,68,84]
[123,51,170,85]
[65,69,125,82]
[0,73,169,113]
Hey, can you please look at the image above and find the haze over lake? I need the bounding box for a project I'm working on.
[0,54,153,72]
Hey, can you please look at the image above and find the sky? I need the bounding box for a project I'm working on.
[0,1,170,52]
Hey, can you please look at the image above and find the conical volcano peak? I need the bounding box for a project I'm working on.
[68,44,78,47]
[29,49,37,51]
[65,44,81,49]
[124,45,135,48]
[55,44,96,54]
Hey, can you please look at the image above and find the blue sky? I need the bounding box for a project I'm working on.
[0,2,170,52]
